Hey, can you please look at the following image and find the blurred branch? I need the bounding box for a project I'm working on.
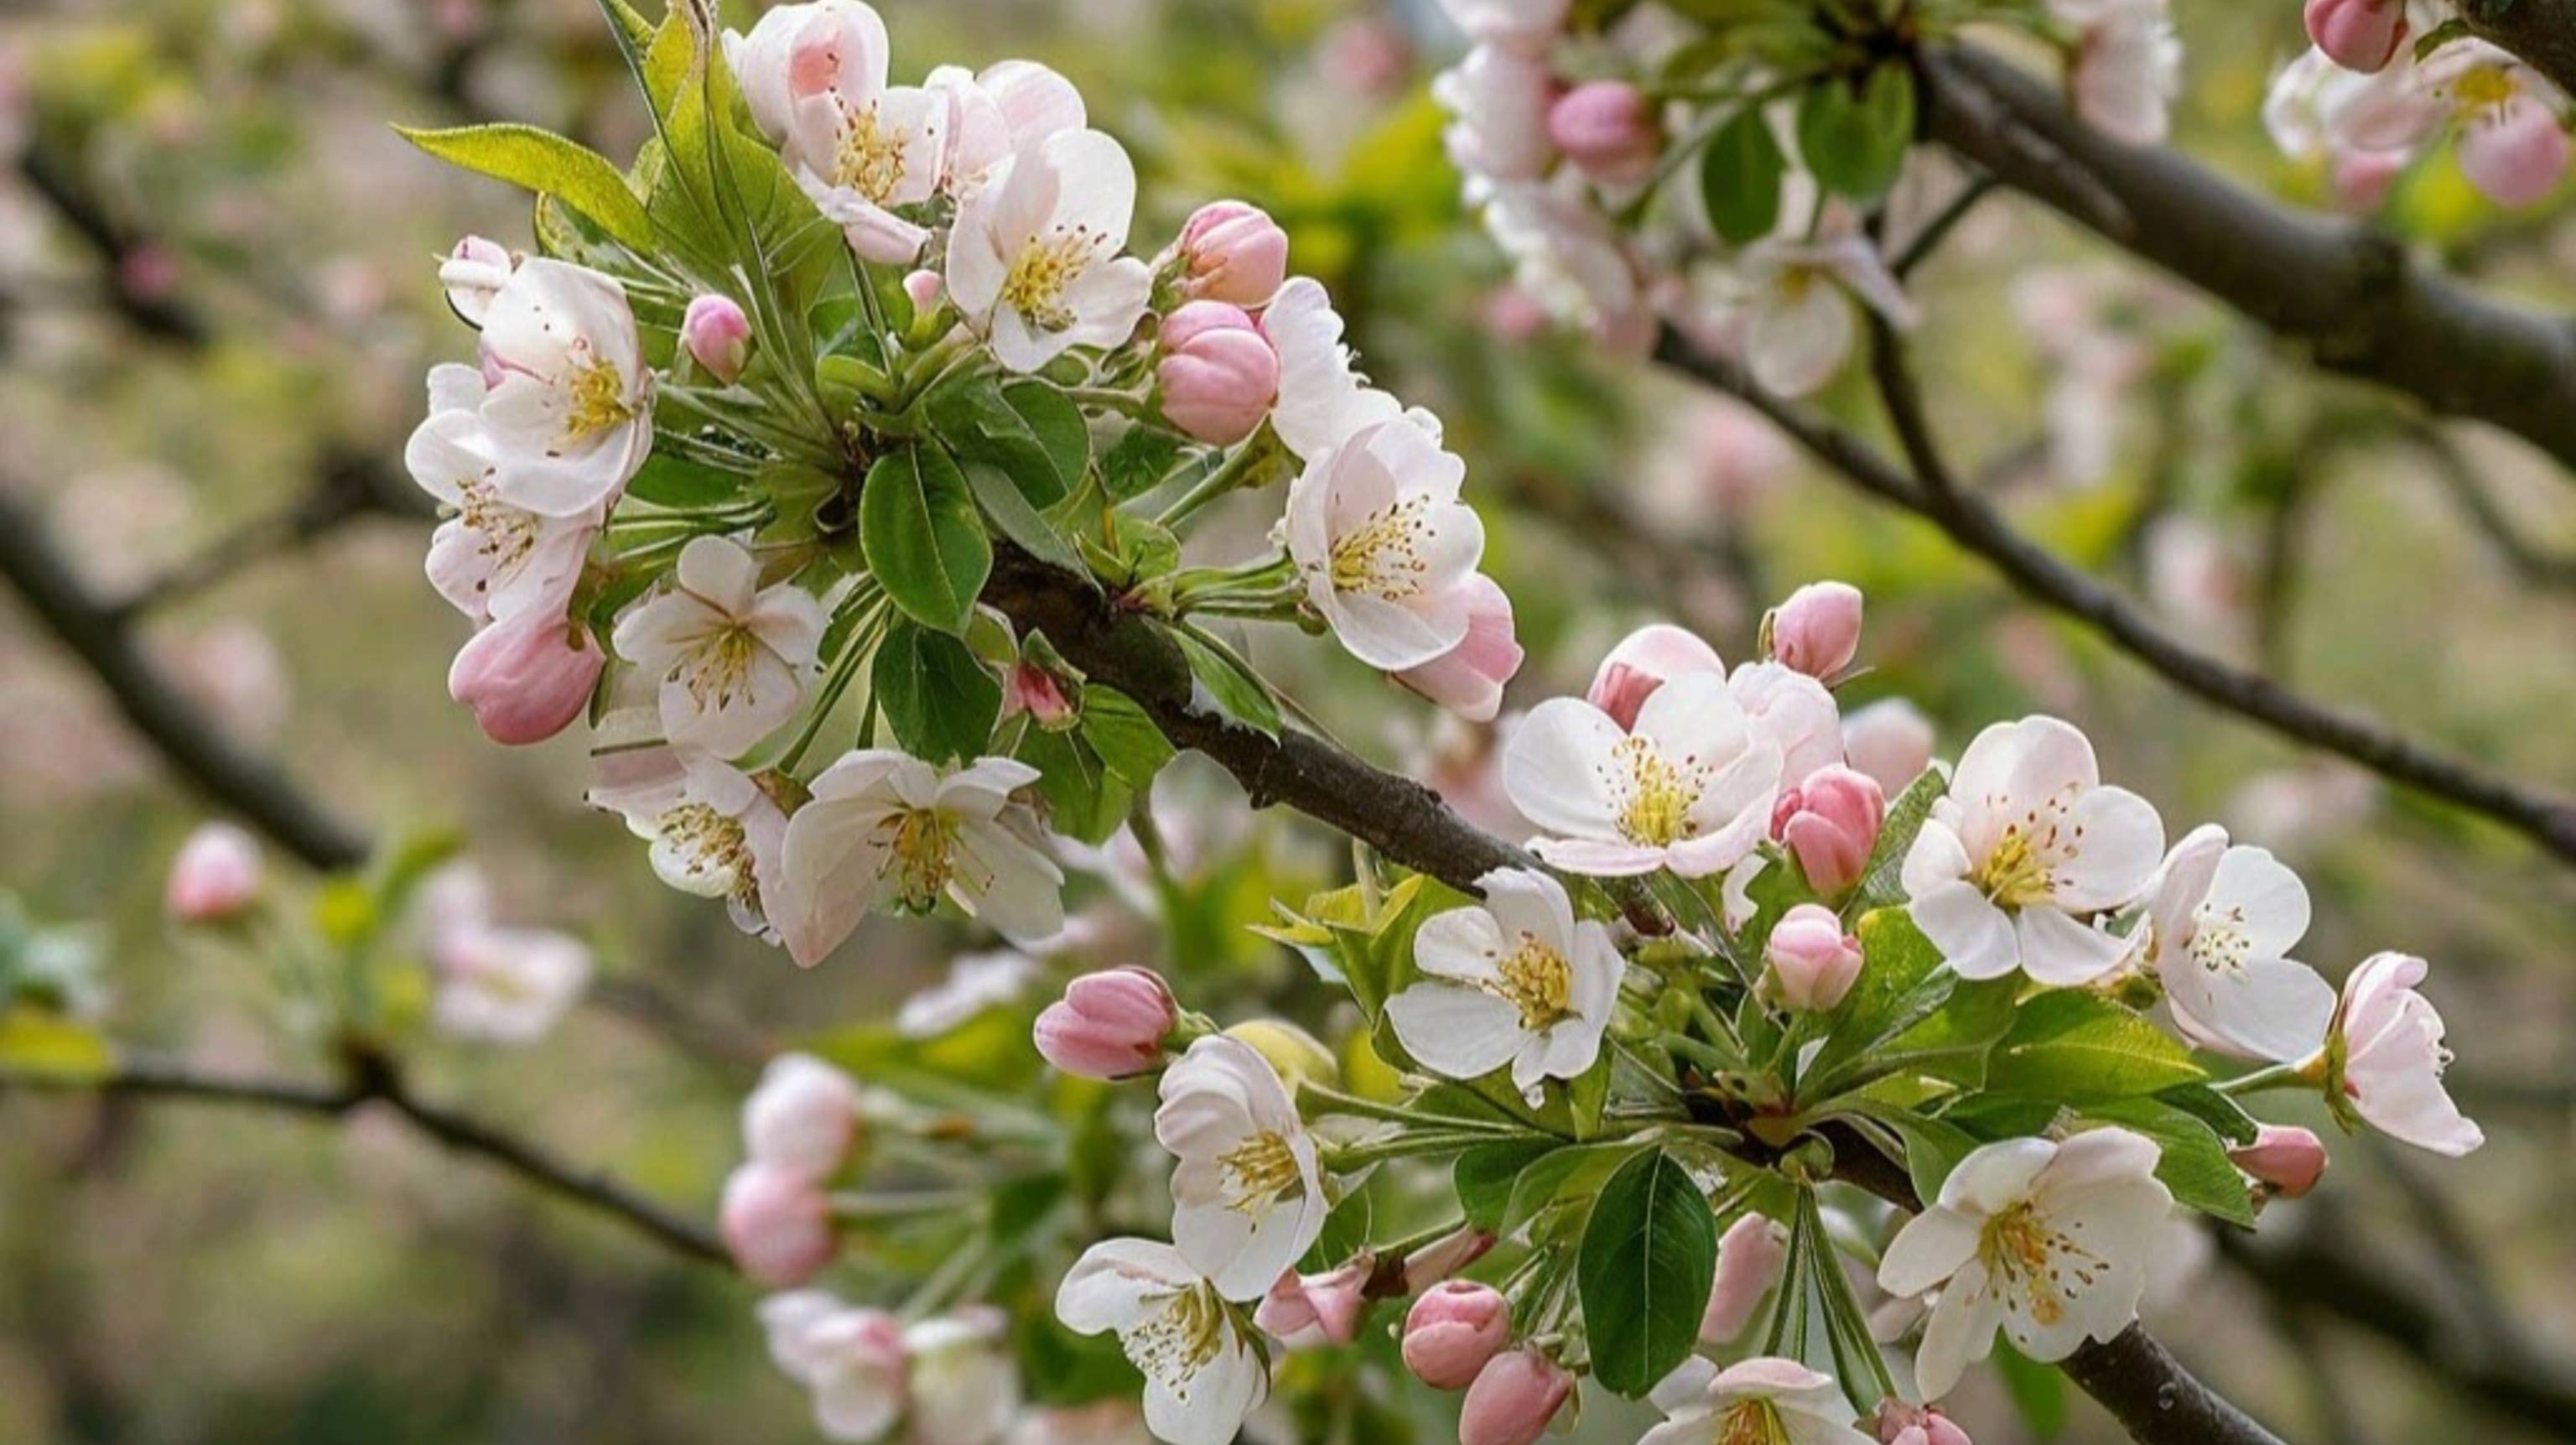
[2456,0,2576,97]
[0,1048,730,1269]
[105,454,432,621]
[13,148,210,346]
[1649,326,2576,865]
[2405,425,2576,592]
[1919,46,2576,480]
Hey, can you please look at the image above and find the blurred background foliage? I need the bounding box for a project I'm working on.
[0,0,2568,1441]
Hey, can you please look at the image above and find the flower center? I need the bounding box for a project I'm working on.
[1976,827,2058,908]
[564,350,632,442]
[831,99,911,202]
[1327,494,1435,600]
[677,625,764,713]
[1217,1129,1305,1218]
[1612,735,1701,846]
[1128,1284,1228,1395]
[1000,227,1104,333]
[878,808,959,912]
[1979,1201,2102,1327]
[454,476,541,577]
[657,802,752,897]
[2446,65,2518,115]
[1717,1400,1789,1445]
[1488,934,1576,1032]
[2185,900,2251,976]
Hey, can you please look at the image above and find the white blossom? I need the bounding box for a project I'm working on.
[1384,867,1620,1101]
[1155,1036,1327,1301]
[2132,824,2334,1062]
[1284,418,1487,671]
[1504,672,1783,877]
[611,535,826,759]
[777,751,1065,962]
[406,363,598,624]
[475,258,655,517]
[944,127,1153,372]
[2316,952,2483,1157]
[1641,1357,1877,1445]
[1056,1239,1269,1445]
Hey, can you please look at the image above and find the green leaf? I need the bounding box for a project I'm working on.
[2156,1082,2261,1146]
[1502,1140,1647,1237]
[1852,767,1945,914]
[1794,65,1915,203]
[1016,728,1130,846]
[1700,107,1786,247]
[861,445,992,635]
[928,378,1085,509]
[872,622,1004,765]
[1080,686,1175,791]
[0,1008,114,1082]
[1578,1148,1717,1397]
[1985,991,2205,1102]
[1099,422,1187,502]
[959,455,1088,578]
[1992,1338,2071,1439]
[1802,907,1950,1089]
[1457,1140,1562,1233]
[2081,1099,2257,1226]
[1847,1102,1983,1204]
[1168,625,1280,738]
[396,123,656,252]
[626,454,745,508]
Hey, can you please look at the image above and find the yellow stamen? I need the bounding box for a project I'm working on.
[832,100,911,202]
[1718,1399,1790,1445]
[1488,935,1576,1032]
[564,351,632,442]
[1327,494,1436,600]
[1129,1284,1228,1394]
[1613,735,1701,846]
[1216,1130,1304,1218]
[1000,227,1104,333]
[876,808,960,912]
[1979,1201,2104,1328]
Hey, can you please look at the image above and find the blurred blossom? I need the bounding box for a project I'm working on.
[897,949,1041,1038]
[166,822,263,923]
[1636,397,1794,536]
[2223,764,2378,856]
[1418,712,1535,845]
[2052,0,2182,146]
[418,863,591,1044]
[1480,284,1552,343]
[1317,15,1414,100]
[0,897,111,1019]
[1841,699,1936,795]
[162,621,293,744]
[2142,517,2250,652]
[1009,1402,1154,1445]
[2011,267,2153,487]
[50,463,195,595]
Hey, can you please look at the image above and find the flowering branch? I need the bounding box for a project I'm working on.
[1649,330,2576,865]
[1919,45,2576,479]
[0,1048,730,1268]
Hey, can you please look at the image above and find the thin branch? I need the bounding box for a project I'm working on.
[0,1051,729,1268]
[104,455,428,621]
[1893,172,2000,278]
[2405,425,2576,592]
[1919,46,2576,479]
[1649,327,2576,864]
[13,148,210,346]
[2456,0,2576,98]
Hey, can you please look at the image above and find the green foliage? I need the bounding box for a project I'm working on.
[1578,1148,1717,1396]
[861,445,993,635]
[1701,107,1787,246]
[2081,1099,2257,1225]
[1794,65,1915,203]
[395,123,657,252]
[1168,625,1281,737]
[1986,990,2206,1102]
[1851,767,1945,914]
[1454,1139,1562,1231]
[0,1008,114,1082]
[872,623,1003,764]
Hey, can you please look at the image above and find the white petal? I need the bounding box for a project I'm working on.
[2013,906,2131,986]
[1910,881,2019,980]
[1877,1206,1981,1297]
[1503,698,1628,839]
[2048,785,2163,912]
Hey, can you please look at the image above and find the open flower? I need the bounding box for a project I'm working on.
[930,60,1087,195]
[1434,44,1558,186]
[1740,226,1919,398]
[778,751,1064,962]
[1056,1239,1269,1445]
[589,727,792,939]
[1384,866,1619,1102]
[475,258,655,517]
[430,921,593,1044]
[723,0,891,143]
[1285,418,1487,671]
[906,1309,1022,1445]
[783,70,948,264]
[1902,716,2164,985]
[1876,1129,2173,1399]
[1504,672,1784,877]
[2053,0,2182,146]
[611,536,825,759]
[1262,277,1406,461]
[1394,571,1524,722]
[757,1291,912,1442]
[1156,1036,1327,1301]
[2132,824,2334,1062]
[1643,1357,1877,1445]
[2314,952,2484,1156]
[944,127,1153,372]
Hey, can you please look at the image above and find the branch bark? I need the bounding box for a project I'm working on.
[2459,0,2576,98]
[1919,46,2576,477]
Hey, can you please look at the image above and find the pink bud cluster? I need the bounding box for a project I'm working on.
[719,1053,865,1286]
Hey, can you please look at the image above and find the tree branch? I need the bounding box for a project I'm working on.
[1919,46,2576,478]
[1649,328,2576,865]
[2458,0,2576,98]
[0,1051,729,1268]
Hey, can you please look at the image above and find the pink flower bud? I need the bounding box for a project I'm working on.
[446,611,605,746]
[1773,765,1885,897]
[166,822,263,923]
[1587,623,1725,730]
[1396,572,1524,722]
[681,294,753,384]
[903,268,945,314]
[1458,1349,1571,1445]
[743,1053,864,1178]
[719,1162,836,1286]
[2229,1123,2329,1198]
[1402,1281,1512,1390]
[1256,1260,1373,1349]
[1701,1212,1789,1342]
[1548,81,1661,186]
[2303,0,2407,74]
[1156,300,1280,445]
[1400,1225,1498,1292]
[1767,904,1863,1011]
[1033,967,1177,1079]
[1177,200,1291,309]
[1004,660,1078,729]
[2459,97,2571,209]
[439,235,515,326]
[1873,1400,1976,1445]
[1769,580,1865,678]
[1841,699,1935,795]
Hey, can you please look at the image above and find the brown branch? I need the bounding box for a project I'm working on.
[1919,46,2576,478]
[1649,328,2576,864]
[0,1050,730,1268]
[2457,0,2576,98]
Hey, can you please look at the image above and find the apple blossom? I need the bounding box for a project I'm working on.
[611,535,825,759]
[756,1290,912,1442]
[2053,0,2182,147]
[1775,765,1886,898]
[1643,1357,1877,1445]
[722,0,891,143]
[2130,824,2334,1062]
[904,268,945,314]
[1902,715,2165,985]
[721,1162,839,1286]
[1260,277,1406,460]
[1400,1225,1498,1292]
[1481,176,1658,354]
[1056,1239,1269,1445]
[589,735,792,939]
[897,949,1040,1038]
[166,822,262,923]
[2423,45,2576,207]
[1876,1129,2173,1398]
[1843,699,1936,795]
[1176,200,1290,309]
[438,235,514,325]
[931,59,1087,195]
[1434,44,1558,186]
[906,1309,1022,1445]
[944,127,1153,373]
[2304,0,2407,74]
[682,294,753,384]
[1155,301,1278,446]
[1036,967,1177,1079]
[1402,1281,1511,1388]
[1433,0,1573,49]
[1506,671,1784,877]
[2263,45,2442,178]
[1872,1401,1976,1445]
[1702,1212,1789,1343]
[2315,951,2484,1156]
[777,750,1066,961]
[1770,580,1865,679]
[1284,418,1487,671]
[1767,903,1865,1011]
[1254,1260,1370,1349]
[1384,866,1619,1101]
[407,364,599,625]
[2230,1123,2329,1198]
[447,610,605,746]
[1740,226,1919,398]
[474,258,655,517]
[1732,660,1848,789]
[1394,571,1524,722]
[782,55,949,265]
[1155,1036,1327,1300]
[1548,81,1659,187]
[1587,623,1724,731]
[430,916,592,1043]
[743,1052,865,1179]
[1458,1349,1571,1445]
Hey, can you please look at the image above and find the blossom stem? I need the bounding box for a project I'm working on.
[1299,1081,1524,1135]
[1325,1131,1514,1171]
[1067,386,1150,417]
[1155,429,1278,528]
[2214,1061,2317,1097]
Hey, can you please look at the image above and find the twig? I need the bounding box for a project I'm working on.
[2405,425,2576,592]
[1649,327,2576,865]
[1893,172,2000,278]
[0,1051,730,1268]
[104,455,426,621]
